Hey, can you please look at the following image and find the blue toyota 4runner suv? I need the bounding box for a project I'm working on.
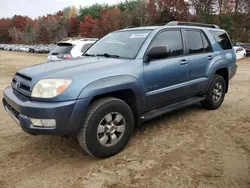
[3,22,237,158]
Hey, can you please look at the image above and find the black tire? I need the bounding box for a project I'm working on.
[201,75,226,110]
[77,97,134,158]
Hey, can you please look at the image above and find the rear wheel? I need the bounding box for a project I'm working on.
[77,97,134,158]
[201,75,226,110]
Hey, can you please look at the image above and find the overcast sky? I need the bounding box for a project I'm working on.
[0,0,121,18]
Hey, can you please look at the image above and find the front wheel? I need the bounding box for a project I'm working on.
[77,97,134,158]
[201,75,226,110]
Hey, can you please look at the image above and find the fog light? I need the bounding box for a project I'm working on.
[30,118,56,127]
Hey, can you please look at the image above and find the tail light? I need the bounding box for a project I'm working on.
[247,48,250,51]
[63,54,72,59]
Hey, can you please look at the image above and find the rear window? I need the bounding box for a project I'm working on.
[210,31,232,50]
[51,43,73,54]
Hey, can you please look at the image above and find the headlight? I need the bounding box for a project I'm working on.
[31,79,72,98]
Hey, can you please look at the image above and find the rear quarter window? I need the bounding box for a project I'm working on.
[210,31,232,50]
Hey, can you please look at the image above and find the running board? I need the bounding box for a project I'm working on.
[141,96,206,122]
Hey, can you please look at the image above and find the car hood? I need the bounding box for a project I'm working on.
[18,57,130,81]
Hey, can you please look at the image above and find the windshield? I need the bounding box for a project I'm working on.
[85,30,152,59]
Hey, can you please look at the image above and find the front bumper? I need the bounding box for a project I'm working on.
[3,87,91,135]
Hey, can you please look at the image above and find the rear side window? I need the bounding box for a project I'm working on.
[150,30,183,57]
[210,31,232,50]
[81,43,93,53]
[51,43,73,54]
[186,30,204,54]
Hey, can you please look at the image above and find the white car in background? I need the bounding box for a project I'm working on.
[48,38,98,61]
[234,46,246,60]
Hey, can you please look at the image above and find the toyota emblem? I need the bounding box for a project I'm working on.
[15,82,20,89]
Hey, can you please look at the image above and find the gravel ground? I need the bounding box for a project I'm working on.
[0,51,249,188]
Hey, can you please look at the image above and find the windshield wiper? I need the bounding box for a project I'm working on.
[95,53,120,59]
[83,53,96,57]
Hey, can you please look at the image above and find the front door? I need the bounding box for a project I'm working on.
[144,29,189,110]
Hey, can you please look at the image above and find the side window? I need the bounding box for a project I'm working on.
[81,43,93,53]
[201,32,212,52]
[210,31,232,50]
[150,30,183,58]
[186,30,204,54]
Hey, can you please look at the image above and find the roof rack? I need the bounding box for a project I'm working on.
[124,25,138,29]
[166,21,220,29]
[80,38,99,41]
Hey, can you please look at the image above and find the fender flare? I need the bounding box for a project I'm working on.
[205,58,230,93]
[78,75,145,113]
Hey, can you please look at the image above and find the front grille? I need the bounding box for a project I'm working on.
[12,73,32,97]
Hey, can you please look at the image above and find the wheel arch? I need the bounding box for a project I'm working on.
[215,68,229,93]
[206,57,230,93]
[78,76,145,126]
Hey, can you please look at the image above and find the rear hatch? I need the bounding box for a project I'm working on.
[48,43,73,61]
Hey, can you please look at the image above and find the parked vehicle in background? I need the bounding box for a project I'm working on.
[47,38,98,61]
[2,22,237,158]
[241,43,250,56]
[234,46,246,59]
[0,44,56,54]
[232,42,242,46]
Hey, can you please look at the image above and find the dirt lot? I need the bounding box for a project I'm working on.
[0,51,250,188]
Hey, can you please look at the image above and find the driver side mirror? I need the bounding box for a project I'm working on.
[145,46,171,62]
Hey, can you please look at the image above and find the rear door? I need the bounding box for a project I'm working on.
[184,29,213,95]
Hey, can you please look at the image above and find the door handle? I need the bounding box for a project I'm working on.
[207,55,213,60]
[180,59,188,65]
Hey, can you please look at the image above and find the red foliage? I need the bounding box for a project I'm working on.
[12,15,32,31]
[80,14,97,37]
[92,8,122,37]
[68,17,78,37]
[147,0,158,24]
[39,25,50,44]
[0,18,12,43]
[56,11,64,17]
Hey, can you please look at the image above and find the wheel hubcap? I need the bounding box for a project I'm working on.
[213,82,223,103]
[97,112,126,147]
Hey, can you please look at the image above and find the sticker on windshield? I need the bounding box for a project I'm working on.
[130,33,149,39]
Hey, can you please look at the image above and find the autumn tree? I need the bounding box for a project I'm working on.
[1,0,250,44]
[68,17,78,37]
[92,8,123,37]
[0,18,12,43]
[78,3,108,20]
[80,14,97,37]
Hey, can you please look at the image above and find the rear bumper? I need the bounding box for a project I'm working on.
[3,87,91,136]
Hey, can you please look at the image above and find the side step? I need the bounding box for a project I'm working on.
[141,96,206,122]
